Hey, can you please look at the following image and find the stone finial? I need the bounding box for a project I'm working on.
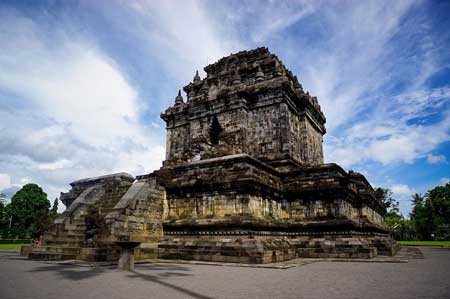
[293,76,303,89]
[255,65,265,82]
[175,90,184,105]
[274,60,284,76]
[312,96,319,107]
[231,70,241,85]
[193,70,201,82]
[200,79,209,94]
[241,59,248,69]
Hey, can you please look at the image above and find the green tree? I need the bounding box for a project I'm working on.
[50,198,59,218]
[6,183,50,237]
[0,192,5,215]
[411,193,424,206]
[375,187,399,214]
[375,187,415,240]
[410,192,438,240]
[424,182,450,240]
[0,192,6,228]
[426,182,450,223]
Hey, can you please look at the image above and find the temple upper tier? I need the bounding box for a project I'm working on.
[161,47,326,170]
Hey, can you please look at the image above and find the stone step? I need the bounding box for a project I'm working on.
[28,252,78,261]
[45,233,85,240]
[32,246,82,255]
[66,229,86,234]
[43,240,84,247]
[98,202,118,207]
[65,224,86,229]
[42,234,85,240]
[98,208,116,215]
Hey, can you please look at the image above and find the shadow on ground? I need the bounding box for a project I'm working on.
[128,265,214,299]
[26,261,213,299]
[28,264,114,280]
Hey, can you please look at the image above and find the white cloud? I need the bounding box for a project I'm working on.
[427,154,447,164]
[391,184,413,195]
[209,0,316,43]
[291,1,418,132]
[0,27,139,146]
[20,177,32,185]
[124,0,241,81]
[390,183,416,217]
[252,1,450,169]
[0,173,11,190]
[324,90,450,167]
[37,160,73,170]
[440,177,450,186]
[0,8,165,201]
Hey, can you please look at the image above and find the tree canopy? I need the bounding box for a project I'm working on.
[50,198,59,218]
[0,193,6,229]
[411,182,450,240]
[2,183,50,238]
[377,181,450,241]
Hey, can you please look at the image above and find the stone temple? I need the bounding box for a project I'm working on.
[30,48,398,263]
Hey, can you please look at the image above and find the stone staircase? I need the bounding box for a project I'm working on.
[29,173,134,261]
[29,216,88,260]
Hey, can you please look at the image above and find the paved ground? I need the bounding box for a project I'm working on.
[1,247,449,299]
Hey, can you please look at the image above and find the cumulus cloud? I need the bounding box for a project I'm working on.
[440,177,450,186]
[427,154,447,164]
[205,0,316,44]
[123,0,241,82]
[0,8,165,201]
[281,1,450,168]
[391,184,413,195]
[196,1,450,170]
[389,183,416,216]
[0,173,11,190]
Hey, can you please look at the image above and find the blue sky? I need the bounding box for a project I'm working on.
[0,0,449,215]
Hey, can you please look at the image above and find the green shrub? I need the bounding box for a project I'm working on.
[0,239,32,244]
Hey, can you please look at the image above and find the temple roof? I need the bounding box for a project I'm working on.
[70,172,135,186]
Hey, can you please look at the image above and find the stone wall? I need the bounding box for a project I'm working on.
[158,154,387,234]
[105,177,165,243]
[161,47,326,169]
[105,177,166,260]
[361,206,384,226]
[300,114,324,165]
[247,102,285,161]
[287,109,324,166]
[165,122,189,162]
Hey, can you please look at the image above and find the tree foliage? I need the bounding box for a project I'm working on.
[2,184,50,238]
[410,182,450,240]
[0,193,6,228]
[376,188,408,240]
[427,182,450,223]
[376,183,450,241]
[50,198,59,218]
[375,187,399,214]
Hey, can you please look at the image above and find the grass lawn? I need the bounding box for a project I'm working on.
[0,244,30,250]
[398,241,450,247]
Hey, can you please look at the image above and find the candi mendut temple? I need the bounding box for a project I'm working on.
[29,48,398,263]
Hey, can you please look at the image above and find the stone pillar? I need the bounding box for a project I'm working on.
[118,248,134,271]
[115,241,140,271]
